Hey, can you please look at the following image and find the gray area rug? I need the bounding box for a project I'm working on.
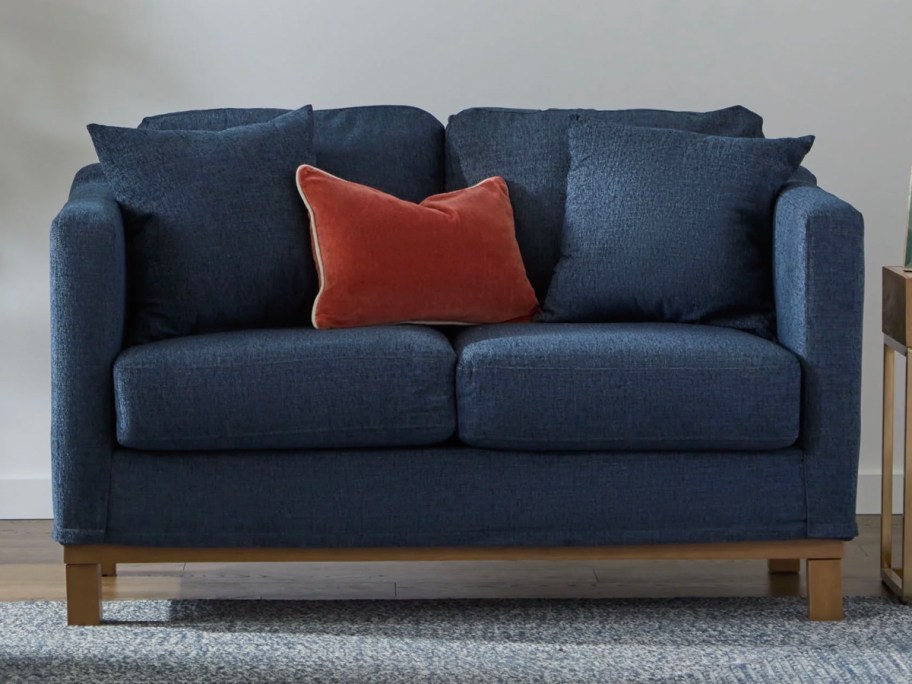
[1,597,911,683]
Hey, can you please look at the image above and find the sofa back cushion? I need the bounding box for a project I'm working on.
[140,105,445,203]
[444,106,764,300]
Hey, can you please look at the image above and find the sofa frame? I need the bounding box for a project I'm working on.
[63,540,843,625]
[53,106,864,628]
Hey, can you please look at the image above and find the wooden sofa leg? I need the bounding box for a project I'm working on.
[768,559,801,574]
[66,563,102,626]
[100,562,117,577]
[807,558,843,621]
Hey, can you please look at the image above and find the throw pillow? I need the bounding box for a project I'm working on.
[295,165,539,329]
[538,119,814,338]
[88,106,316,345]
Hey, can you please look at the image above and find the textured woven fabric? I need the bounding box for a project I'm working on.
[89,106,316,345]
[50,171,125,544]
[139,105,445,203]
[455,323,800,451]
[539,121,813,338]
[4,598,912,683]
[102,446,808,547]
[296,167,538,328]
[113,327,456,451]
[774,181,864,537]
[445,106,764,300]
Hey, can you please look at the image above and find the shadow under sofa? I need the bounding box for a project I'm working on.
[51,104,864,625]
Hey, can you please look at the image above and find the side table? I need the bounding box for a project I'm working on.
[882,266,912,601]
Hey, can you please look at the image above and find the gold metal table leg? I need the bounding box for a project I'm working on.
[882,343,895,586]
[881,340,912,602]
[904,348,912,602]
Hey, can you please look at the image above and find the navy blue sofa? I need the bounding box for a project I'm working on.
[51,105,864,624]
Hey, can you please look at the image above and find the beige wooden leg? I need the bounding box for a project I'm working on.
[66,563,102,626]
[100,562,117,577]
[807,558,843,621]
[768,559,801,574]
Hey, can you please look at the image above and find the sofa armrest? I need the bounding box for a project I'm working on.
[773,180,864,538]
[50,164,126,544]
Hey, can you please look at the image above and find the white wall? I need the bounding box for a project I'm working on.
[1,0,910,517]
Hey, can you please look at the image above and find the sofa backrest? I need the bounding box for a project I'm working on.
[140,105,445,203]
[88,104,774,333]
[444,106,764,301]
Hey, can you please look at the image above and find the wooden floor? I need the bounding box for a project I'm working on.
[0,516,896,602]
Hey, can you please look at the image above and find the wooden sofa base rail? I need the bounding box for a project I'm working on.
[63,539,844,625]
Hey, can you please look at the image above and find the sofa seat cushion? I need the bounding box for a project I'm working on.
[454,323,800,451]
[114,327,456,451]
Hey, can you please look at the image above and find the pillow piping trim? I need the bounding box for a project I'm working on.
[295,165,327,327]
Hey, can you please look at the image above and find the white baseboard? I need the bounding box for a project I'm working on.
[0,474,901,519]
[0,478,52,519]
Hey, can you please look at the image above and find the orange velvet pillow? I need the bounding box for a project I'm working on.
[295,165,539,329]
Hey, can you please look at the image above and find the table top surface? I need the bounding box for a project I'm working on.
[885,266,912,278]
